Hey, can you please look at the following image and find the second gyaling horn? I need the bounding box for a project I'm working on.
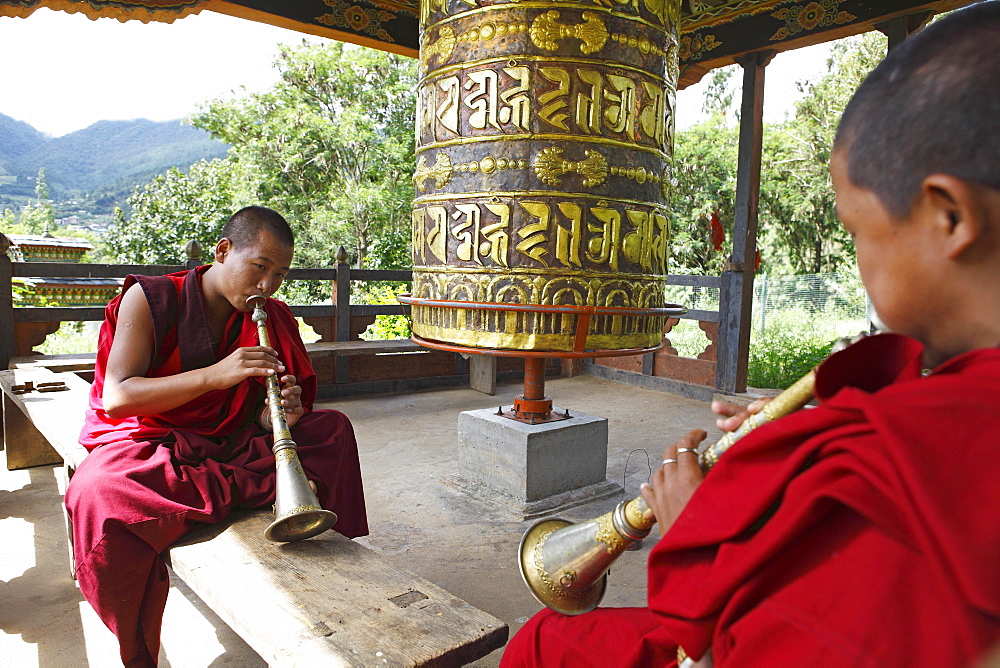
[519,335,862,615]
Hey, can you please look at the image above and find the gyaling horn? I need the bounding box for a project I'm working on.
[248,295,338,542]
[519,497,654,615]
[518,333,866,614]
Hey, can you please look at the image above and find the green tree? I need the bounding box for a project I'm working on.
[758,32,886,274]
[669,115,738,275]
[193,42,417,270]
[16,168,56,234]
[104,158,256,264]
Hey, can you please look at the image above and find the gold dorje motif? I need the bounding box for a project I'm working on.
[533,146,609,187]
[530,10,609,55]
[421,25,457,66]
[414,153,455,191]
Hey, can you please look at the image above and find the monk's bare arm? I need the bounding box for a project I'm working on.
[101,284,283,419]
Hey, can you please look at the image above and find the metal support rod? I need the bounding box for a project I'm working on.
[523,357,546,401]
[513,357,553,421]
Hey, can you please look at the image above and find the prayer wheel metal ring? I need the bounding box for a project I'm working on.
[399,294,684,356]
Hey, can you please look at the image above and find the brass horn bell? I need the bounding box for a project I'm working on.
[519,498,654,615]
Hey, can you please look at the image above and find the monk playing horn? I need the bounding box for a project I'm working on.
[67,206,369,667]
[503,4,1000,666]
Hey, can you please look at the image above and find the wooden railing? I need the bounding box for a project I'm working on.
[588,273,722,399]
[1,237,723,396]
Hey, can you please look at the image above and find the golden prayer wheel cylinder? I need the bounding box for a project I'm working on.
[411,0,682,352]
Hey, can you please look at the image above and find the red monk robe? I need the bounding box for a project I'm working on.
[502,334,1000,667]
[66,267,368,668]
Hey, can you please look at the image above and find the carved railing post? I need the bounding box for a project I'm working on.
[1,234,14,370]
[333,246,351,383]
[184,239,203,270]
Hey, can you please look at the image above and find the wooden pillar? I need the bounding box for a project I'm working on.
[1,235,14,372]
[333,246,351,383]
[715,50,773,393]
[876,11,932,52]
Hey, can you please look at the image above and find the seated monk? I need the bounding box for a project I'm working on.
[65,205,368,667]
[502,4,1000,666]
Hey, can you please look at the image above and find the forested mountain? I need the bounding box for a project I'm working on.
[0,114,47,173]
[0,113,229,200]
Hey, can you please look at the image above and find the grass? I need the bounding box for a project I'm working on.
[748,309,867,389]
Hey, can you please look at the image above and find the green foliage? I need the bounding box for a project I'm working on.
[758,33,886,274]
[671,34,887,278]
[1,168,55,234]
[747,304,866,389]
[192,42,417,273]
[748,310,840,389]
[35,322,99,355]
[104,159,256,264]
[669,115,738,274]
[359,282,412,341]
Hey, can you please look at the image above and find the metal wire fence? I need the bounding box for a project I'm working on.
[665,271,870,359]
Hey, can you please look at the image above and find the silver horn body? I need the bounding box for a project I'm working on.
[248,295,338,542]
[519,499,653,615]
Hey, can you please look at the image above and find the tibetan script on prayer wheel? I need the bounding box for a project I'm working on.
[411,0,681,351]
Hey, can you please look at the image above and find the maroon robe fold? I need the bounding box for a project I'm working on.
[66,267,368,668]
[502,334,1000,667]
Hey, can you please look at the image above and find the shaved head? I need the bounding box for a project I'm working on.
[835,2,1000,218]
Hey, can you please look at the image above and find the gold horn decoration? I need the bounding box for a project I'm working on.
[529,10,609,54]
[248,295,338,543]
[519,335,862,613]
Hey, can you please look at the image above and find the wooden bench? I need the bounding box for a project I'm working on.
[0,367,508,665]
[9,339,499,395]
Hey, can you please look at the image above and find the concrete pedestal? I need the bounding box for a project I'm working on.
[451,406,621,519]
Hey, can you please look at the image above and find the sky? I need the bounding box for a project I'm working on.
[0,8,833,138]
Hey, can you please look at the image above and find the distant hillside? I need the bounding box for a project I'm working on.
[0,114,47,165]
[0,114,47,187]
[0,113,229,200]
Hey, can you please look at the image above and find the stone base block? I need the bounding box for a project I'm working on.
[453,407,620,518]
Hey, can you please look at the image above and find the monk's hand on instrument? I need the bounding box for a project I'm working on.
[712,397,772,433]
[216,346,285,387]
[641,429,707,536]
[269,374,304,428]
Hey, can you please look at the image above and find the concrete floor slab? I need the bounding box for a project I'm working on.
[0,374,721,667]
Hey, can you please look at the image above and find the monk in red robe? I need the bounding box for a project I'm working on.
[66,206,368,667]
[502,5,1000,666]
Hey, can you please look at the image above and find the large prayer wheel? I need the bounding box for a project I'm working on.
[411,0,681,352]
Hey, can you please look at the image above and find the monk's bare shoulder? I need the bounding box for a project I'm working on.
[106,283,155,382]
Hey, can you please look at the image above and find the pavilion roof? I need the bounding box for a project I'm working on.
[0,0,974,86]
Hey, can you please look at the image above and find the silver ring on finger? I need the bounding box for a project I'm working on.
[676,448,697,456]
[661,458,678,467]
